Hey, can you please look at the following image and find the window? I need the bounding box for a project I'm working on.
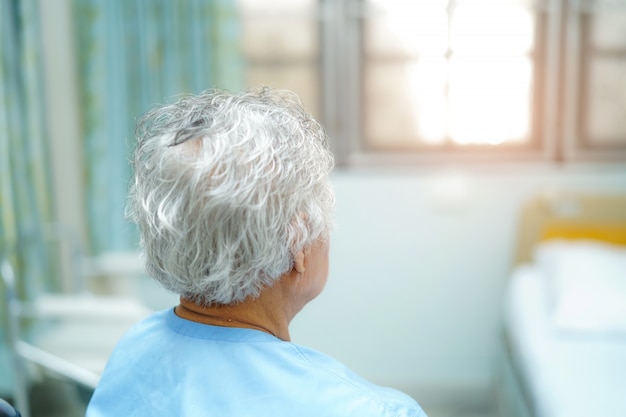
[564,0,626,160]
[236,0,626,165]
[363,1,536,149]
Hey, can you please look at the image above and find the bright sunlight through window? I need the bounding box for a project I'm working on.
[365,0,536,148]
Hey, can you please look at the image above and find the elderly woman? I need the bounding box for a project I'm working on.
[86,88,427,417]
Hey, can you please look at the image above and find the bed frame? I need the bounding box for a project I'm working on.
[1,225,150,417]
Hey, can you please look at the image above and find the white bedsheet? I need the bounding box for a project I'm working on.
[504,265,626,417]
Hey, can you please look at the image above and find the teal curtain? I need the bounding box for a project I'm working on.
[1,0,55,362]
[72,0,243,254]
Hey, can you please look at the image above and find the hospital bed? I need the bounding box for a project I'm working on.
[1,225,151,417]
[496,192,626,417]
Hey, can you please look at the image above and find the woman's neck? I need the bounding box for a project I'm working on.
[175,283,293,341]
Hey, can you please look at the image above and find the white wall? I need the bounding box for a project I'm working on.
[289,164,626,406]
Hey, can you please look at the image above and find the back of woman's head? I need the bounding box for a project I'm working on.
[127,88,335,306]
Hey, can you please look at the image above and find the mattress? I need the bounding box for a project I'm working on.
[504,264,626,417]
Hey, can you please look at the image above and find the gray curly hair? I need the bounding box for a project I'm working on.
[127,88,335,306]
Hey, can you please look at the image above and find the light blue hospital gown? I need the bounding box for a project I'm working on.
[86,308,428,417]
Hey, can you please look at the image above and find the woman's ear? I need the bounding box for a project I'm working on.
[289,212,308,274]
[293,248,305,274]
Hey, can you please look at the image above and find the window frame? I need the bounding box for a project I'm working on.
[320,0,626,167]
[562,0,626,161]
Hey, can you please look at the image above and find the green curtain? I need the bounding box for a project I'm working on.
[72,0,243,254]
[1,1,56,290]
[0,0,55,383]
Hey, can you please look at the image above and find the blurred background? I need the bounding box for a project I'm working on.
[1,0,626,416]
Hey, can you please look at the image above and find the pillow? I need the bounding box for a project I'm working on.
[533,239,626,336]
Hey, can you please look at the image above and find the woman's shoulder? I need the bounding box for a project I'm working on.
[287,343,428,417]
